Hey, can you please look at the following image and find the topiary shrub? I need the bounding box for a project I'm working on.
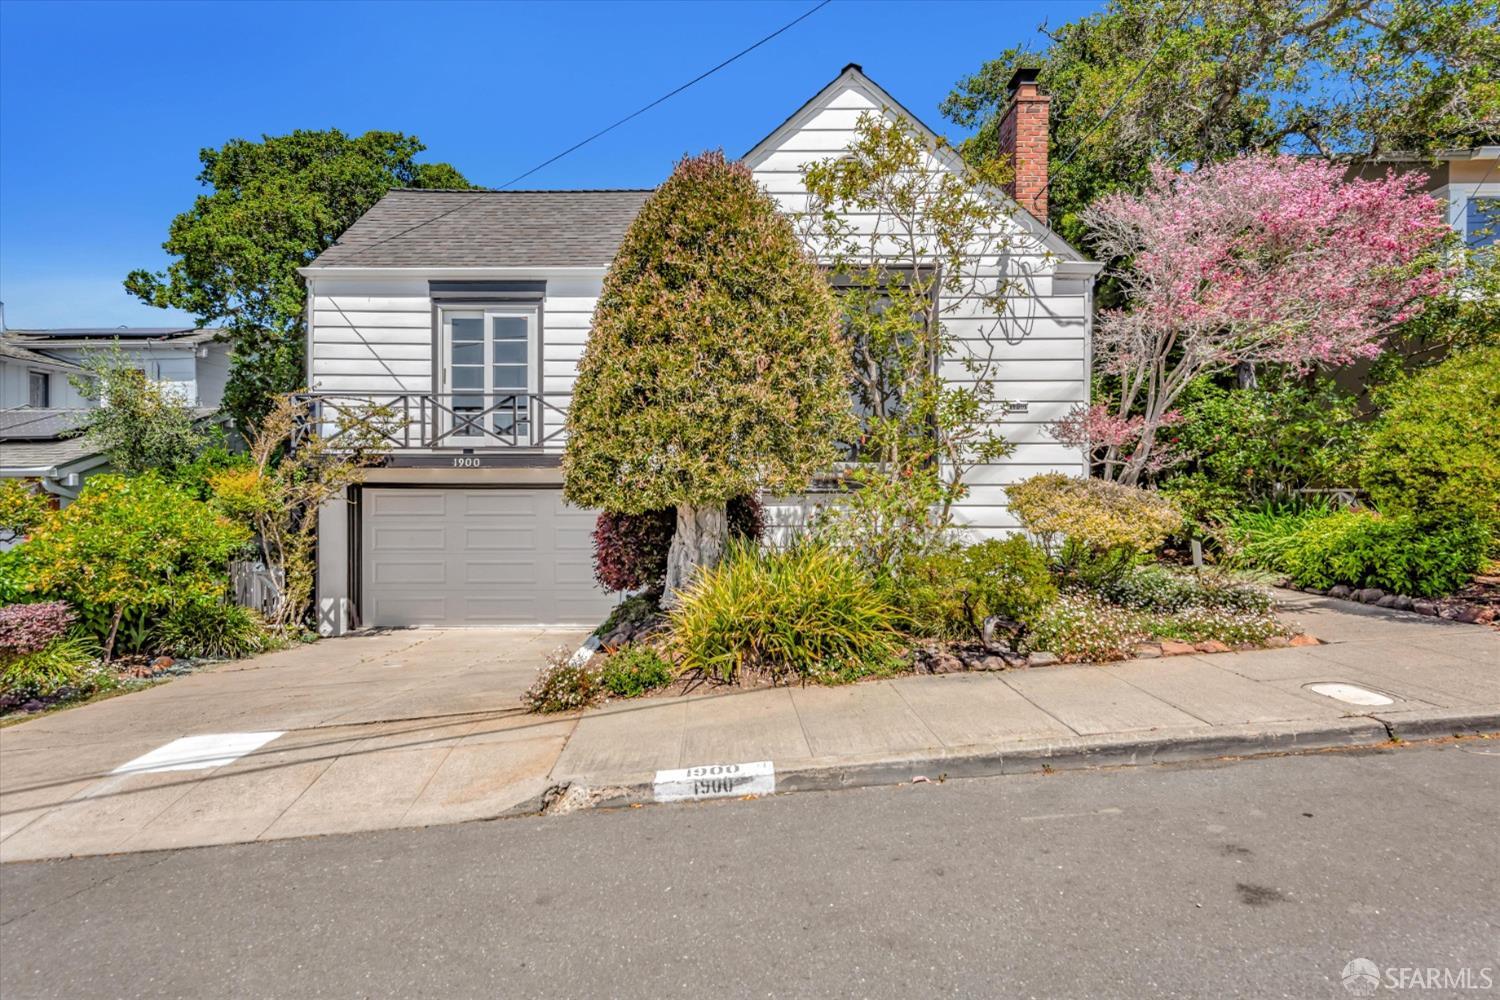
[592,495,766,593]
[894,537,1057,640]
[152,600,270,659]
[1006,473,1183,585]
[670,540,902,685]
[1362,346,1500,532]
[597,646,677,699]
[563,150,851,595]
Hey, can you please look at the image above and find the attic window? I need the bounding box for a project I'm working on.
[28,370,50,408]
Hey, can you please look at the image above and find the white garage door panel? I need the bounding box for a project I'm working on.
[360,488,616,627]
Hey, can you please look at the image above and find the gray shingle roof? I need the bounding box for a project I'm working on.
[307,189,654,269]
[0,409,90,441]
[0,435,100,473]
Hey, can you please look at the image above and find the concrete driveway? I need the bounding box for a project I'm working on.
[0,628,586,861]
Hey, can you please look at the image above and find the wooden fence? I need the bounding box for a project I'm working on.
[230,561,284,618]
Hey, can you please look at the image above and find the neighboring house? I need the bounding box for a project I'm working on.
[300,65,1101,634]
[1350,146,1500,249]
[0,324,230,502]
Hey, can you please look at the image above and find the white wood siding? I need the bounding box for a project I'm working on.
[747,76,1091,540]
[305,81,1091,543]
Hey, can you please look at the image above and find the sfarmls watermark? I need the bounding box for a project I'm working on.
[1342,958,1495,995]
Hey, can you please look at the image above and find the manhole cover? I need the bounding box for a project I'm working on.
[1304,682,1394,706]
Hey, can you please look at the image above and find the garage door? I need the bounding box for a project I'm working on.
[359,488,616,627]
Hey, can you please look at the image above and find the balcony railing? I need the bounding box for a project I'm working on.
[288,391,571,452]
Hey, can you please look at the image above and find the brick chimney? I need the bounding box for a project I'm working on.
[998,67,1050,224]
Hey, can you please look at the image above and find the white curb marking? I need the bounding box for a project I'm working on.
[568,635,601,667]
[112,732,285,774]
[653,760,775,802]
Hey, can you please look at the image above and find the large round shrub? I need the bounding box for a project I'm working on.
[1362,346,1500,530]
[563,151,850,592]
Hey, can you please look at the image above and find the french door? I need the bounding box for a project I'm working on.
[439,306,538,444]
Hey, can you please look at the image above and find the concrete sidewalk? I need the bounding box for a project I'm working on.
[1,592,1496,861]
[0,627,587,861]
[550,591,1500,799]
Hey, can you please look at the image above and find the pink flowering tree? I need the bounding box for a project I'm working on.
[1056,155,1452,485]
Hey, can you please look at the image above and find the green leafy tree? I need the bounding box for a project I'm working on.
[797,114,1018,570]
[942,0,1500,244]
[563,151,850,599]
[71,352,211,478]
[16,474,250,660]
[126,130,472,429]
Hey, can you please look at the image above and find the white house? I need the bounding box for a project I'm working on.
[0,324,230,502]
[301,66,1101,634]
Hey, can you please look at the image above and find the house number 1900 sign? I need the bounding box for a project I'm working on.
[653,760,775,802]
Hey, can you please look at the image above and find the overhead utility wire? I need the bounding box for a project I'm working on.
[336,0,833,263]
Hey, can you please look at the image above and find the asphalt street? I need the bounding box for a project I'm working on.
[2,741,1496,999]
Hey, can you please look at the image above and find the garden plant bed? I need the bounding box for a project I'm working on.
[1287,574,1500,629]
[0,653,223,723]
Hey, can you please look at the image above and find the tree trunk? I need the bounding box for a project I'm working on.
[662,503,728,607]
[102,604,123,665]
[1235,360,1258,389]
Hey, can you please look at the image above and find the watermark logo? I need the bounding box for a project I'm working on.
[1341,957,1495,993]
[1343,959,1381,997]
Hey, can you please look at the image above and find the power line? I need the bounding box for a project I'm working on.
[500,0,834,189]
[336,0,833,264]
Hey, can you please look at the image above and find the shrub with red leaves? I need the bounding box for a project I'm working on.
[0,602,75,655]
[593,495,767,592]
[593,508,675,592]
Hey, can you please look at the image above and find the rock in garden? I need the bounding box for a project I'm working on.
[1374,594,1401,608]
[150,656,175,671]
[930,653,965,674]
[1132,643,1163,659]
[1002,652,1030,668]
[1193,640,1231,654]
[1353,588,1385,604]
[1289,634,1321,647]
[1391,595,1414,611]
[1262,635,1291,648]
[1026,651,1059,667]
[1452,606,1492,624]
[975,655,1009,671]
[1304,588,1327,596]
[1233,642,1260,652]
[1327,585,1352,599]
[1411,599,1438,616]
[1159,640,1197,656]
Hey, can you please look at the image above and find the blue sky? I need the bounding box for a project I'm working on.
[0,0,1099,328]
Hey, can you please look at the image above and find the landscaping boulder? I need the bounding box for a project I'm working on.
[1026,651,1059,668]
[1374,594,1400,608]
[1391,595,1415,612]
[1452,606,1495,625]
[1193,640,1231,654]
[1132,643,1163,659]
[1352,588,1385,604]
[1411,599,1439,616]
[1262,636,1291,648]
[975,655,1009,671]
[1289,634,1321,647]
[1327,585,1352,599]
[1159,640,1197,656]
[928,652,965,674]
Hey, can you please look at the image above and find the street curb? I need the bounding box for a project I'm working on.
[556,716,1456,812]
[1373,709,1500,743]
